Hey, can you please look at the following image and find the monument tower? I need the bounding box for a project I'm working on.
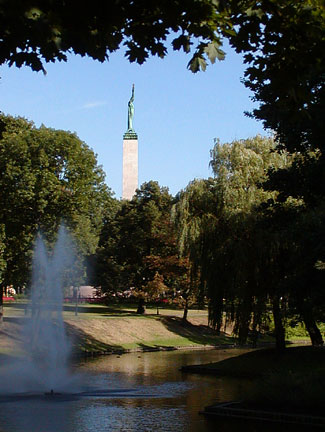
[122,84,138,200]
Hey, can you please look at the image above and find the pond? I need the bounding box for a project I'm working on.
[0,348,311,432]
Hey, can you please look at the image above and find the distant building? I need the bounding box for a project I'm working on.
[66,286,97,299]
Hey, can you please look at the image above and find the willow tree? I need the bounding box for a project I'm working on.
[234,1,325,346]
[173,135,291,348]
[173,177,219,323]
[261,160,325,347]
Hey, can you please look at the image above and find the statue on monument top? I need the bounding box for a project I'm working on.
[124,84,137,139]
[127,84,135,132]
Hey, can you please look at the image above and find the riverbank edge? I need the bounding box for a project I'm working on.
[73,342,241,359]
[180,341,314,377]
[74,340,312,359]
[186,345,325,426]
[199,401,325,428]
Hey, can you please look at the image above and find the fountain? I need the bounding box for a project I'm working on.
[0,226,157,400]
[0,227,233,432]
[0,226,81,395]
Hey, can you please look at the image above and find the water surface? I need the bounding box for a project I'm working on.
[0,348,311,432]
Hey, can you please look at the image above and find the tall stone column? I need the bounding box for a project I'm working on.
[122,132,138,200]
[122,84,138,200]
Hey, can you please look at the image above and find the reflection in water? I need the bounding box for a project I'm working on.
[0,349,312,432]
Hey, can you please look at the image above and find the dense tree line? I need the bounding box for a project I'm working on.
[0,116,195,321]
[0,113,113,320]
[0,122,323,348]
[173,136,324,349]
[233,1,325,347]
[93,181,193,317]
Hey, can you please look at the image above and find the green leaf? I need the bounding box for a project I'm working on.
[204,42,225,64]
[172,35,191,53]
[25,8,42,20]
[187,55,207,73]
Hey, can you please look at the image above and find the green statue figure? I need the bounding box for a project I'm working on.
[127,84,135,132]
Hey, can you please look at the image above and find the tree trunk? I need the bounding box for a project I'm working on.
[182,298,188,322]
[238,321,250,345]
[0,285,3,324]
[272,295,286,352]
[136,298,145,314]
[301,302,324,346]
[236,297,252,345]
[251,312,260,348]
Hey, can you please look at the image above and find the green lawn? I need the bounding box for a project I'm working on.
[3,300,319,346]
[3,300,209,320]
[2,300,28,317]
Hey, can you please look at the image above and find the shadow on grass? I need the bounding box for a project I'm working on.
[1,316,26,342]
[64,322,126,355]
[159,316,232,346]
[3,302,26,310]
[3,316,26,323]
[0,317,26,362]
[136,342,177,352]
[63,304,137,317]
[5,301,140,316]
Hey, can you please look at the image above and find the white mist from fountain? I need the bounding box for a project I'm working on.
[0,226,82,395]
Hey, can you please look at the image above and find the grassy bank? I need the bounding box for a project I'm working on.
[63,303,235,353]
[1,302,235,357]
[1,301,314,357]
[65,315,234,354]
[183,346,325,413]
[182,345,324,377]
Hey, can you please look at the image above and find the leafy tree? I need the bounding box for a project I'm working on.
[0,226,6,282]
[0,114,112,319]
[94,180,194,315]
[0,225,6,321]
[93,181,173,300]
[144,254,195,319]
[209,136,293,347]
[175,133,325,348]
[260,193,325,347]
[173,177,217,319]
[1,1,323,78]
[0,0,236,74]
[230,0,325,155]
[143,272,167,298]
[135,271,167,314]
[229,1,325,345]
[116,181,174,292]
[174,136,291,348]
[90,198,122,294]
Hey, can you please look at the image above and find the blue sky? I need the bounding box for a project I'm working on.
[0,42,266,198]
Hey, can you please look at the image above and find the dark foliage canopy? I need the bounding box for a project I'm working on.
[0,0,234,73]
